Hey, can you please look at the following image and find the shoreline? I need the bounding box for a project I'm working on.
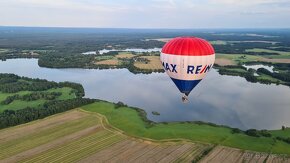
[1,57,290,87]
[81,101,290,155]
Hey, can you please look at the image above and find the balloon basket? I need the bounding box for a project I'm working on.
[182,95,189,103]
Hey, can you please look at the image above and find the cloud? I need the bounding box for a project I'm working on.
[4,0,128,12]
[208,0,289,6]
[0,0,289,28]
[239,11,267,15]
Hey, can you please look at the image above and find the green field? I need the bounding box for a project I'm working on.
[0,87,76,112]
[246,48,290,55]
[210,40,227,45]
[47,87,76,100]
[216,53,263,64]
[95,55,114,61]
[0,48,9,54]
[82,102,290,155]
[270,128,290,138]
[256,74,282,83]
[0,91,30,102]
[226,68,248,73]
[246,48,290,59]
[0,100,47,112]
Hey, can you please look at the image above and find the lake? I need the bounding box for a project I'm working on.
[82,48,161,55]
[1,59,290,130]
[243,64,275,73]
[99,48,161,54]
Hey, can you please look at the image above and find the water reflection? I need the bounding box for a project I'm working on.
[0,59,290,130]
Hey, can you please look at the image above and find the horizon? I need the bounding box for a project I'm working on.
[1,25,290,30]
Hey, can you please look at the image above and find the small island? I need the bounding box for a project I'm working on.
[152,111,160,115]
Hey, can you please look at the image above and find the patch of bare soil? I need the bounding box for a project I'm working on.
[215,58,236,66]
[259,58,290,64]
[95,59,119,65]
[134,56,163,70]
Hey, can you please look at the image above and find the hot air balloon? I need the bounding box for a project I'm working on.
[160,37,215,102]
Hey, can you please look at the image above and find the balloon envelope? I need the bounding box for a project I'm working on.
[160,37,215,95]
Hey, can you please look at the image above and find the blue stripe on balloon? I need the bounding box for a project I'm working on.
[170,78,201,95]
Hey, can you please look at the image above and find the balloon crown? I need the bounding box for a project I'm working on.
[161,37,214,56]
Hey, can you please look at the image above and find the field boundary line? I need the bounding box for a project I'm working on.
[79,108,287,157]
[78,109,211,145]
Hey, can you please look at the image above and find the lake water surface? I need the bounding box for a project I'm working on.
[99,48,161,54]
[1,59,290,130]
[243,64,275,73]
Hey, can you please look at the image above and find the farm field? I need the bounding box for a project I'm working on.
[94,52,138,66]
[200,146,290,163]
[215,58,236,66]
[95,59,120,65]
[1,104,290,162]
[216,53,290,65]
[245,48,290,57]
[115,52,135,59]
[134,56,163,70]
[94,52,164,71]
[0,110,211,163]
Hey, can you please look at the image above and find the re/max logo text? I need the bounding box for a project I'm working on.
[162,62,212,74]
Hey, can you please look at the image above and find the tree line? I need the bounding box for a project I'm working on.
[0,98,96,129]
[257,68,290,82]
[216,64,290,86]
[0,73,84,96]
[1,92,62,105]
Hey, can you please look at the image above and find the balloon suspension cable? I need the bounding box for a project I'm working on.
[182,94,189,103]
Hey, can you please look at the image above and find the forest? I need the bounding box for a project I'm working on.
[1,27,290,67]
[0,73,93,129]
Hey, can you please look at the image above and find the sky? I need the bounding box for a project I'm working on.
[0,0,290,29]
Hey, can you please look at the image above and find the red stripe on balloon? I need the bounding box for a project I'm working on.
[161,37,214,56]
[200,65,207,74]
